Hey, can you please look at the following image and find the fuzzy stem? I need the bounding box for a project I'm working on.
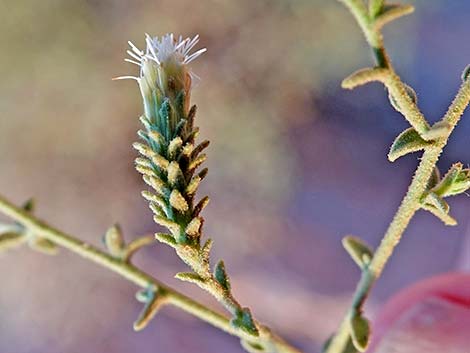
[339,0,429,135]
[327,2,470,352]
[0,194,302,353]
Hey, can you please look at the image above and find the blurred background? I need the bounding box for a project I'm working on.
[0,0,469,352]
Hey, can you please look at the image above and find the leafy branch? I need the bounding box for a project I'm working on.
[0,195,301,353]
[324,1,470,352]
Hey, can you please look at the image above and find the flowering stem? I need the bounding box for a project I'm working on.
[326,2,470,353]
[0,193,302,353]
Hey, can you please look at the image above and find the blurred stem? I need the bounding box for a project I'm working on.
[0,194,302,353]
[327,1,470,353]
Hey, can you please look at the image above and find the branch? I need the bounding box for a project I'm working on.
[326,1,470,352]
[0,194,302,353]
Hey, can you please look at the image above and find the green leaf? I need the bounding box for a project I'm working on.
[432,163,470,197]
[349,313,370,352]
[231,307,259,336]
[155,233,177,248]
[341,67,389,90]
[426,167,441,190]
[0,232,26,252]
[374,4,415,30]
[29,237,58,255]
[22,198,35,213]
[133,290,167,331]
[388,83,418,114]
[103,224,125,257]
[423,192,449,214]
[420,121,451,141]
[214,260,231,291]
[175,272,206,288]
[200,238,213,263]
[388,127,430,162]
[421,193,457,226]
[342,236,373,269]
[368,0,384,18]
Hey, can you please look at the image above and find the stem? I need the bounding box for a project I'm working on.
[326,78,470,353]
[0,194,302,353]
[328,1,470,352]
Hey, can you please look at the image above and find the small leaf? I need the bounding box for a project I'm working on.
[420,121,451,141]
[373,4,414,30]
[185,217,203,237]
[200,238,213,263]
[167,162,184,188]
[214,260,231,291]
[388,83,418,113]
[169,189,189,212]
[421,202,457,226]
[432,163,470,197]
[168,137,183,159]
[29,237,59,255]
[153,216,181,239]
[133,290,167,331]
[154,233,177,248]
[423,192,449,214]
[191,140,210,159]
[426,167,441,190]
[0,232,26,252]
[388,127,430,162]
[461,65,470,82]
[368,0,384,18]
[341,68,389,90]
[103,224,125,257]
[194,196,210,216]
[231,307,259,336]
[135,288,153,303]
[175,272,206,288]
[22,198,35,213]
[342,236,373,269]
[349,313,370,352]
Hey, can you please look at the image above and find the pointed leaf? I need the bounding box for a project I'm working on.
[341,68,389,90]
[374,4,414,30]
[200,238,213,263]
[368,0,384,18]
[349,313,370,352]
[0,232,26,252]
[388,127,430,162]
[342,236,373,269]
[388,83,418,114]
[214,260,231,291]
[154,233,177,248]
[421,203,457,226]
[423,192,449,214]
[175,272,206,288]
[426,167,441,190]
[133,290,167,331]
[432,163,470,197]
[29,237,58,255]
[231,307,259,336]
[22,198,35,213]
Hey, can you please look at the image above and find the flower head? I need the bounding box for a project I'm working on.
[115,33,206,136]
[115,33,205,104]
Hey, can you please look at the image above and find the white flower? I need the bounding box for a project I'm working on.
[114,33,206,86]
